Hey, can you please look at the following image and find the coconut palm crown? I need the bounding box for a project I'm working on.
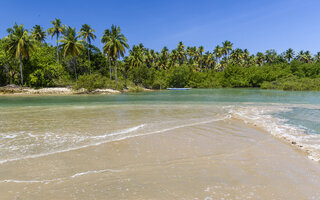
[47,18,66,62]
[31,25,46,43]
[4,23,35,85]
[101,25,129,87]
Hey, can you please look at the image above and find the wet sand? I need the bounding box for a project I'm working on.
[1,119,320,200]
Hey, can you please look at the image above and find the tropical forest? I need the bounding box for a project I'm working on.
[1,19,320,91]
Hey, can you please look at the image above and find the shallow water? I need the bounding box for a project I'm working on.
[0,89,320,199]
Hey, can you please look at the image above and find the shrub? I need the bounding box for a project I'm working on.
[74,74,111,91]
[128,86,144,92]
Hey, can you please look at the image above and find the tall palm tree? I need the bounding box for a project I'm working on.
[101,29,113,80]
[213,45,223,64]
[159,46,169,70]
[78,24,96,74]
[186,46,197,64]
[297,51,312,63]
[230,48,244,65]
[47,18,66,62]
[31,25,46,43]
[4,23,35,86]
[128,45,144,68]
[59,26,84,81]
[197,46,205,70]
[170,49,179,69]
[265,49,277,64]
[256,52,265,66]
[102,25,129,87]
[222,40,233,59]
[304,51,312,63]
[314,52,320,62]
[176,41,186,66]
[285,48,295,63]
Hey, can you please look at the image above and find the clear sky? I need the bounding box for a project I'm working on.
[1,0,320,54]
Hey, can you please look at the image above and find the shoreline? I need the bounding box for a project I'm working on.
[1,86,319,97]
[0,86,153,96]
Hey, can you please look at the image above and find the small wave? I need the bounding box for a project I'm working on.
[0,168,126,184]
[71,168,125,178]
[228,105,320,162]
[0,115,230,165]
[92,124,145,139]
[0,124,145,165]
[0,179,58,184]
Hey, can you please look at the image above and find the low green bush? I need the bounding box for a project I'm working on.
[261,77,320,91]
[74,74,119,91]
[128,86,144,92]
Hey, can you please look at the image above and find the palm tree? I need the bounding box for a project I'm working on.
[176,41,186,66]
[128,45,144,68]
[4,23,35,86]
[102,25,129,87]
[213,45,223,64]
[222,40,233,59]
[101,29,113,80]
[170,49,179,69]
[47,18,66,62]
[78,24,96,74]
[197,46,205,70]
[230,48,244,65]
[203,51,215,70]
[256,52,265,66]
[314,52,320,62]
[265,49,277,64]
[159,46,169,70]
[186,46,197,64]
[297,51,312,63]
[285,48,295,62]
[31,25,46,43]
[304,51,312,63]
[59,26,84,81]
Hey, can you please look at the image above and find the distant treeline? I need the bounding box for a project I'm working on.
[1,19,320,91]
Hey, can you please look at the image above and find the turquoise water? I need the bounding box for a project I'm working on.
[0,88,320,162]
[0,88,319,107]
[0,89,319,135]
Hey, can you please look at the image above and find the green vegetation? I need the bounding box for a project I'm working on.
[1,20,320,91]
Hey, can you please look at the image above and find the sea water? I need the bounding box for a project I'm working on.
[0,89,319,163]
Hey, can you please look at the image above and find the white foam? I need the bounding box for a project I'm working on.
[0,115,230,165]
[0,168,125,184]
[228,105,320,162]
[71,169,124,178]
[0,179,58,184]
[0,124,145,165]
[92,124,145,139]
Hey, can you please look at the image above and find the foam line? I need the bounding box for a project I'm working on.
[0,115,230,165]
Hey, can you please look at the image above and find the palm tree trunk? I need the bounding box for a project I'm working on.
[109,58,112,80]
[88,41,91,74]
[115,59,118,88]
[19,55,23,86]
[56,34,59,63]
[73,58,78,81]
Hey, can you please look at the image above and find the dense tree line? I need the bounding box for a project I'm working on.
[1,19,320,91]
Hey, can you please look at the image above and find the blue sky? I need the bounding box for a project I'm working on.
[1,0,320,54]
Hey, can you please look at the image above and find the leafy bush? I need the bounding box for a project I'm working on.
[261,77,320,91]
[128,86,144,92]
[74,74,110,91]
[166,65,192,88]
[28,64,70,87]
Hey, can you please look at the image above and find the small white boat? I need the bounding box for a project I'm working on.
[167,88,192,91]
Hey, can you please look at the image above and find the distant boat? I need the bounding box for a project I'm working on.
[167,88,191,90]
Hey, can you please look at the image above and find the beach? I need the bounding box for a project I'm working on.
[0,89,320,199]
